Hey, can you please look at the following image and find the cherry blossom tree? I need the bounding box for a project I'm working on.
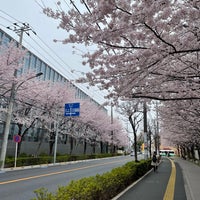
[159,100,200,159]
[14,78,128,156]
[42,1,200,158]
[0,42,26,99]
[70,99,123,154]
[117,100,143,161]
[0,43,77,156]
[110,117,129,152]
[0,41,128,158]
[43,1,200,102]
[0,43,43,158]
[15,80,77,155]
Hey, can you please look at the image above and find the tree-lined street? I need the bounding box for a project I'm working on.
[0,1,200,199]
[0,155,137,200]
[42,0,200,160]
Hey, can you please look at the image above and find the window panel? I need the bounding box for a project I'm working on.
[36,59,42,73]
[1,34,10,45]
[30,54,36,70]
[41,63,46,80]
[45,66,50,80]
[23,52,30,73]
[50,69,55,81]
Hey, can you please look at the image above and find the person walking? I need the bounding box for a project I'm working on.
[151,151,158,172]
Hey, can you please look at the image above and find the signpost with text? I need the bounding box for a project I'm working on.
[64,102,80,117]
[54,103,80,164]
[53,103,80,164]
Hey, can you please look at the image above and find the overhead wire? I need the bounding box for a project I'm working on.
[29,0,106,102]
[27,34,106,103]
[0,15,13,24]
[0,7,106,104]
[0,9,21,23]
[28,34,106,102]
[0,23,8,29]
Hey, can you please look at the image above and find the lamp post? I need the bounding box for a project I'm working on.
[0,72,43,170]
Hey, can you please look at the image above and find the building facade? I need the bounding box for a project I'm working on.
[0,28,108,156]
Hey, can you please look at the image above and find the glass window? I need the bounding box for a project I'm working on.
[0,31,3,43]
[41,63,46,80]
[29,54,36,70]
[58,74,62,82]
[60,75,65,83]
[50,69,55,81]
[36,59,42,73]
[45,66,50,80]
[1,34,11,45]
[23,52,30,73]
[54,72,59,82]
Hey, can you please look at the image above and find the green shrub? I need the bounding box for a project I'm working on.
[4,153,123,168]
[19,153,28,157]
[32,159,151,200]
[32,188,55,200]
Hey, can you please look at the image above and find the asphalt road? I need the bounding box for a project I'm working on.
[0,155,140,200]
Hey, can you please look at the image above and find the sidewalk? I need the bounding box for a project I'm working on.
[113,157,200,200]
[175,157,200,200]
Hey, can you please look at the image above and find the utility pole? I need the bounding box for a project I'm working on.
[155,101,160,155]
[110,103,114,154]
[0,23,36,170]
[143,102,148,159]
[7,22,36,45]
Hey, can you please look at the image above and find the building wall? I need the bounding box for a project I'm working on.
[0,28,108,156]
[2,138,107,156]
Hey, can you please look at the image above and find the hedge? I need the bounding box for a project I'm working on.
[5,153,120,168]
[32,159,151,200]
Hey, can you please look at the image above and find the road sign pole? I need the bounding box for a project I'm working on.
[14,142,18,168]
[53,120,59,164]
[13,135,21,168]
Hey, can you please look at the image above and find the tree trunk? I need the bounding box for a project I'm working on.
[16,123,23,156]
[35,128,45,156]
[69,136,73,155]
[83,138,87,154]
[100,141,103,154]
[92,143,96,154]
[129,115,138,162]
[49,131,55,156]
[106,142,108,153]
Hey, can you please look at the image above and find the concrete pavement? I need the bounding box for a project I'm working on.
[113,157,200,200]
[175,157,200,200]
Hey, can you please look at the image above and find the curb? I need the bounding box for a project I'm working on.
[112,160,163,200]
[0,156,118,172]
[112,168,153,200]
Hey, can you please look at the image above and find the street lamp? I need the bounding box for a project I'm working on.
[0,72,43,170]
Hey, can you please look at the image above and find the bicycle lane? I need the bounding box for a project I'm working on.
[114,157,187,200]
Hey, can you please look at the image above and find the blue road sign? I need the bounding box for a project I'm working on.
[64,102,80,117]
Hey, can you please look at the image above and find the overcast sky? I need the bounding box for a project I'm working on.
[0,0,106,104]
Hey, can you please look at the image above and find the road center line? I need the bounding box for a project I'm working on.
[163,158,176,200]
[0,159,123,185]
